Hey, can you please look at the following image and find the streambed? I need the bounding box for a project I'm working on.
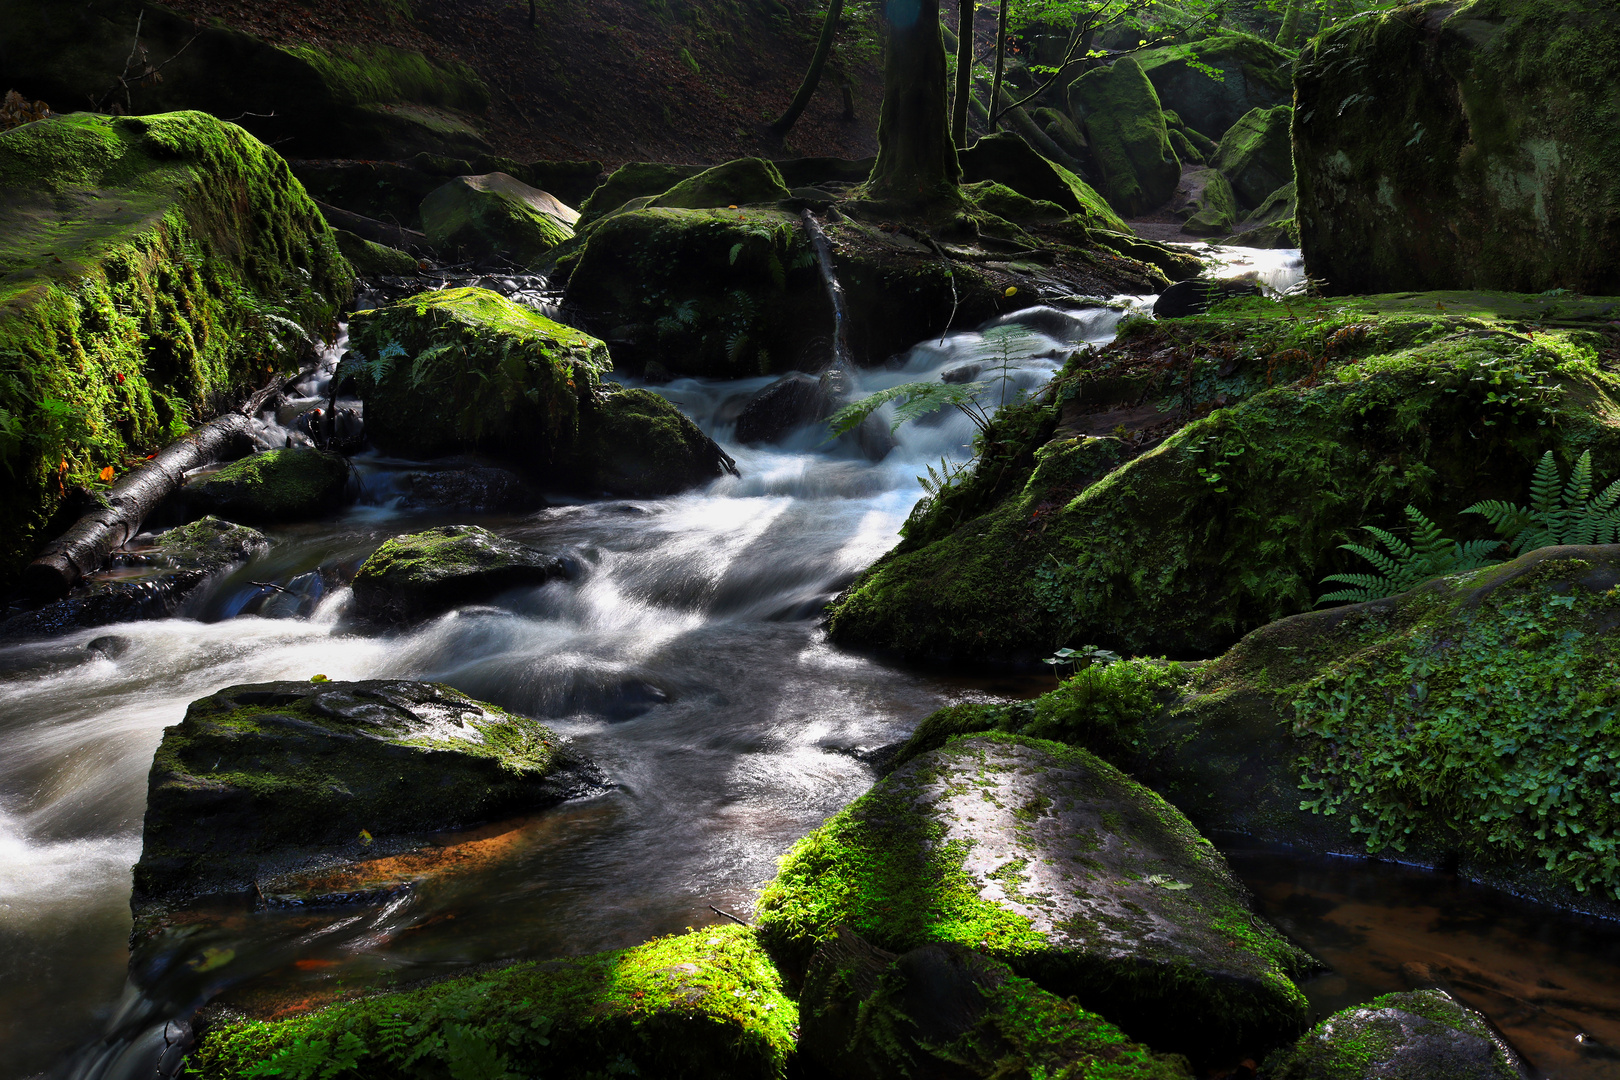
[3,252,1616,1080]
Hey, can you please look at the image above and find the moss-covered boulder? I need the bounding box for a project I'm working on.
[1263,990,1523,1080]
[333,228,418,277]
[799,928,1191,1080]
[346,287,732,493]
[826,294,1620,662]
[183,448,350,524]
[420,172,577,266]
[1212,105,1293,209]
[133,679,600,910]
[1135,33,1295,142]
[351,525,567,623]
[577,161,706,225]
[1230,181,1298,247]
[346,287,608,469]
[1295,0,1620,295]
[1069,58,1183,217]
[0,110,352,588]
[964,180,1068,223]
[652,157,791,209]
[756,734,1314,1061]
[189,924,794,1080]
[958,131,1129,233]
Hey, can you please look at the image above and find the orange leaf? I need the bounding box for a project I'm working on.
[98,465,114,482]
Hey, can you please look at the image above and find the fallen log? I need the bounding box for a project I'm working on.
[314,200,429,253]
[21,386,275,598]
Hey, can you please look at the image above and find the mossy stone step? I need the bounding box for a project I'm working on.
[187,925,796,1080]
[756,734,1315,1063]
[133,679,600,912]
[351,524,568,623]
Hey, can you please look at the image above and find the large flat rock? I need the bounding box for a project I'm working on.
[757,734,1314,1062]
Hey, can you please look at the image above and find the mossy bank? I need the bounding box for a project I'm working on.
[0,110,352,590]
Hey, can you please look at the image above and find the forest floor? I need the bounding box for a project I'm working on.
[159,0,886,165]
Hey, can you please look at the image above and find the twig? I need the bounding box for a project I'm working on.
[250,581,294,595]
[709,905,750,926]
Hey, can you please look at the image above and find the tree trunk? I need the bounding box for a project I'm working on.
[1275,0,1304,47]
[988,0,1008,130]
[772,0,846,136]
[865,0,960,202]
[950,0,975,147]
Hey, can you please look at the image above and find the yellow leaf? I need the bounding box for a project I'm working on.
[187,947,235,973]
[311,673,330,682]
[1004,286,1019,297]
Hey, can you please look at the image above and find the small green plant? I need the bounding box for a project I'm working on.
[1317,506,1501,605]
[1464,450,1620,552]
[1041,644,1121,682]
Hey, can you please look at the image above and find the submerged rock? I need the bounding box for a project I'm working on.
[183,448,351,523]
[800,927,1191,1080]
[133,679,601,911]
[1294,0,1620,294]
[733,372,835,445]
[0,110,353,590]
[0,517,267,639]
[825,296,1620,662]
[1264,990,1524,1080]
[756,734,1314,1061]
[188,924,795,1080]
[391,462,545,513]
[420,172,578,266]
[1069,57,1182,217]
[351,524,567,622]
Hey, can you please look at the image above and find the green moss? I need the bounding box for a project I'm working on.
[652,157,791,209]
[189,924,797,1080]
[1135,32,1295,141]
[576,383,733,495]
[577,161,706,225]
[283,43,489,113]
[345,286,610,468]
[351,524,565,622]
[1069,58,1182,218]
[1262,990,1519,1080]
[1168,127,1205,165]
[333,228,418,277]
[1180,168,1240,235]
[1294,0,1620,294]
[135,680,575,905]
[964,180,1069,223]
[1212,105,1293,208]
[756,734,1313,1060]
[419,173,576,267]
[0,111,353,588]
[187,447,350,523]
[958,132,1130,234]
[827,297,1620,662]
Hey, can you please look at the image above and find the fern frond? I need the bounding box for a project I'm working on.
[826,381,989,436]
[1529,450,1561,516]
[1462,499,1532,537]
[1566,450,1594,508]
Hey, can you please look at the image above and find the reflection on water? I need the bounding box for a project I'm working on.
[1225,842,1620,1080]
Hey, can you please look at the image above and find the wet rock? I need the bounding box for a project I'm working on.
[0,516,269,639]
[733,373,835,444]
[393,463,545,513]
[133,679,602,913]
[183,448,351,524]
[1212,105,1293,209]
[1068,57,1182,217]
[800,927,1191,1080]
[1135,32,1294,142]
[958,131,1128,232]
[1170,166,1241,236]
[1294,0,1620,295]
[420,172,578,267]
[188,924,795,1080]
[1264,990,1524,1080]
[346,288,732,495]
[351,524,567,623]
[577,384,738,495]
[333,228,418,277]
[756,734,1315,1062]
[1228,180,1297,248]
[1153,277,1262,317]
[651,157,791,210]
[0,109,353,590]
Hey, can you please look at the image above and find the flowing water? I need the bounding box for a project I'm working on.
[4,256,1618,1080]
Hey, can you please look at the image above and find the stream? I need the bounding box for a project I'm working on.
[3,248,1618,1080]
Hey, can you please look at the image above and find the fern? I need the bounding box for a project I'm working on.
[1318,506,1501,605]
[244,1032,366,1080]
[827,380,993,437]
[1464,450,1620,552]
